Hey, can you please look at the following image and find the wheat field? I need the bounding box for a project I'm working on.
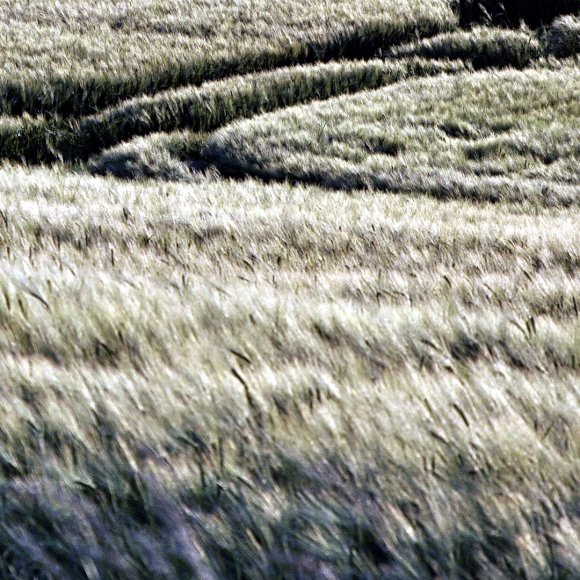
[0,1,578,579]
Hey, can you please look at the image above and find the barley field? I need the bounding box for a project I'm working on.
[0,1,579,579]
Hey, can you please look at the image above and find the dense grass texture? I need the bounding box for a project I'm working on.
[1,17,577,166]
[0,58,470,165]
[203,65,580,205]
[386,26,542,68]
[0,0,454,117]
[84,58,470,172]
[0,1,579,578]
[0,165,578,577]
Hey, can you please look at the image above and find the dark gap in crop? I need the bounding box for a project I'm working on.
[363,137,404,156]
[458,0,579,28]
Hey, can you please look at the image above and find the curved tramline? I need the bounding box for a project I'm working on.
[0,14,578,166]
[386,26,542,68]
[0,0,454,117]
[0,58,470,164]
[203,65,580,205]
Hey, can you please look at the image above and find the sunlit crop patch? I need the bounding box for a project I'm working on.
[204,66,580,205]
[0,1,578,578]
